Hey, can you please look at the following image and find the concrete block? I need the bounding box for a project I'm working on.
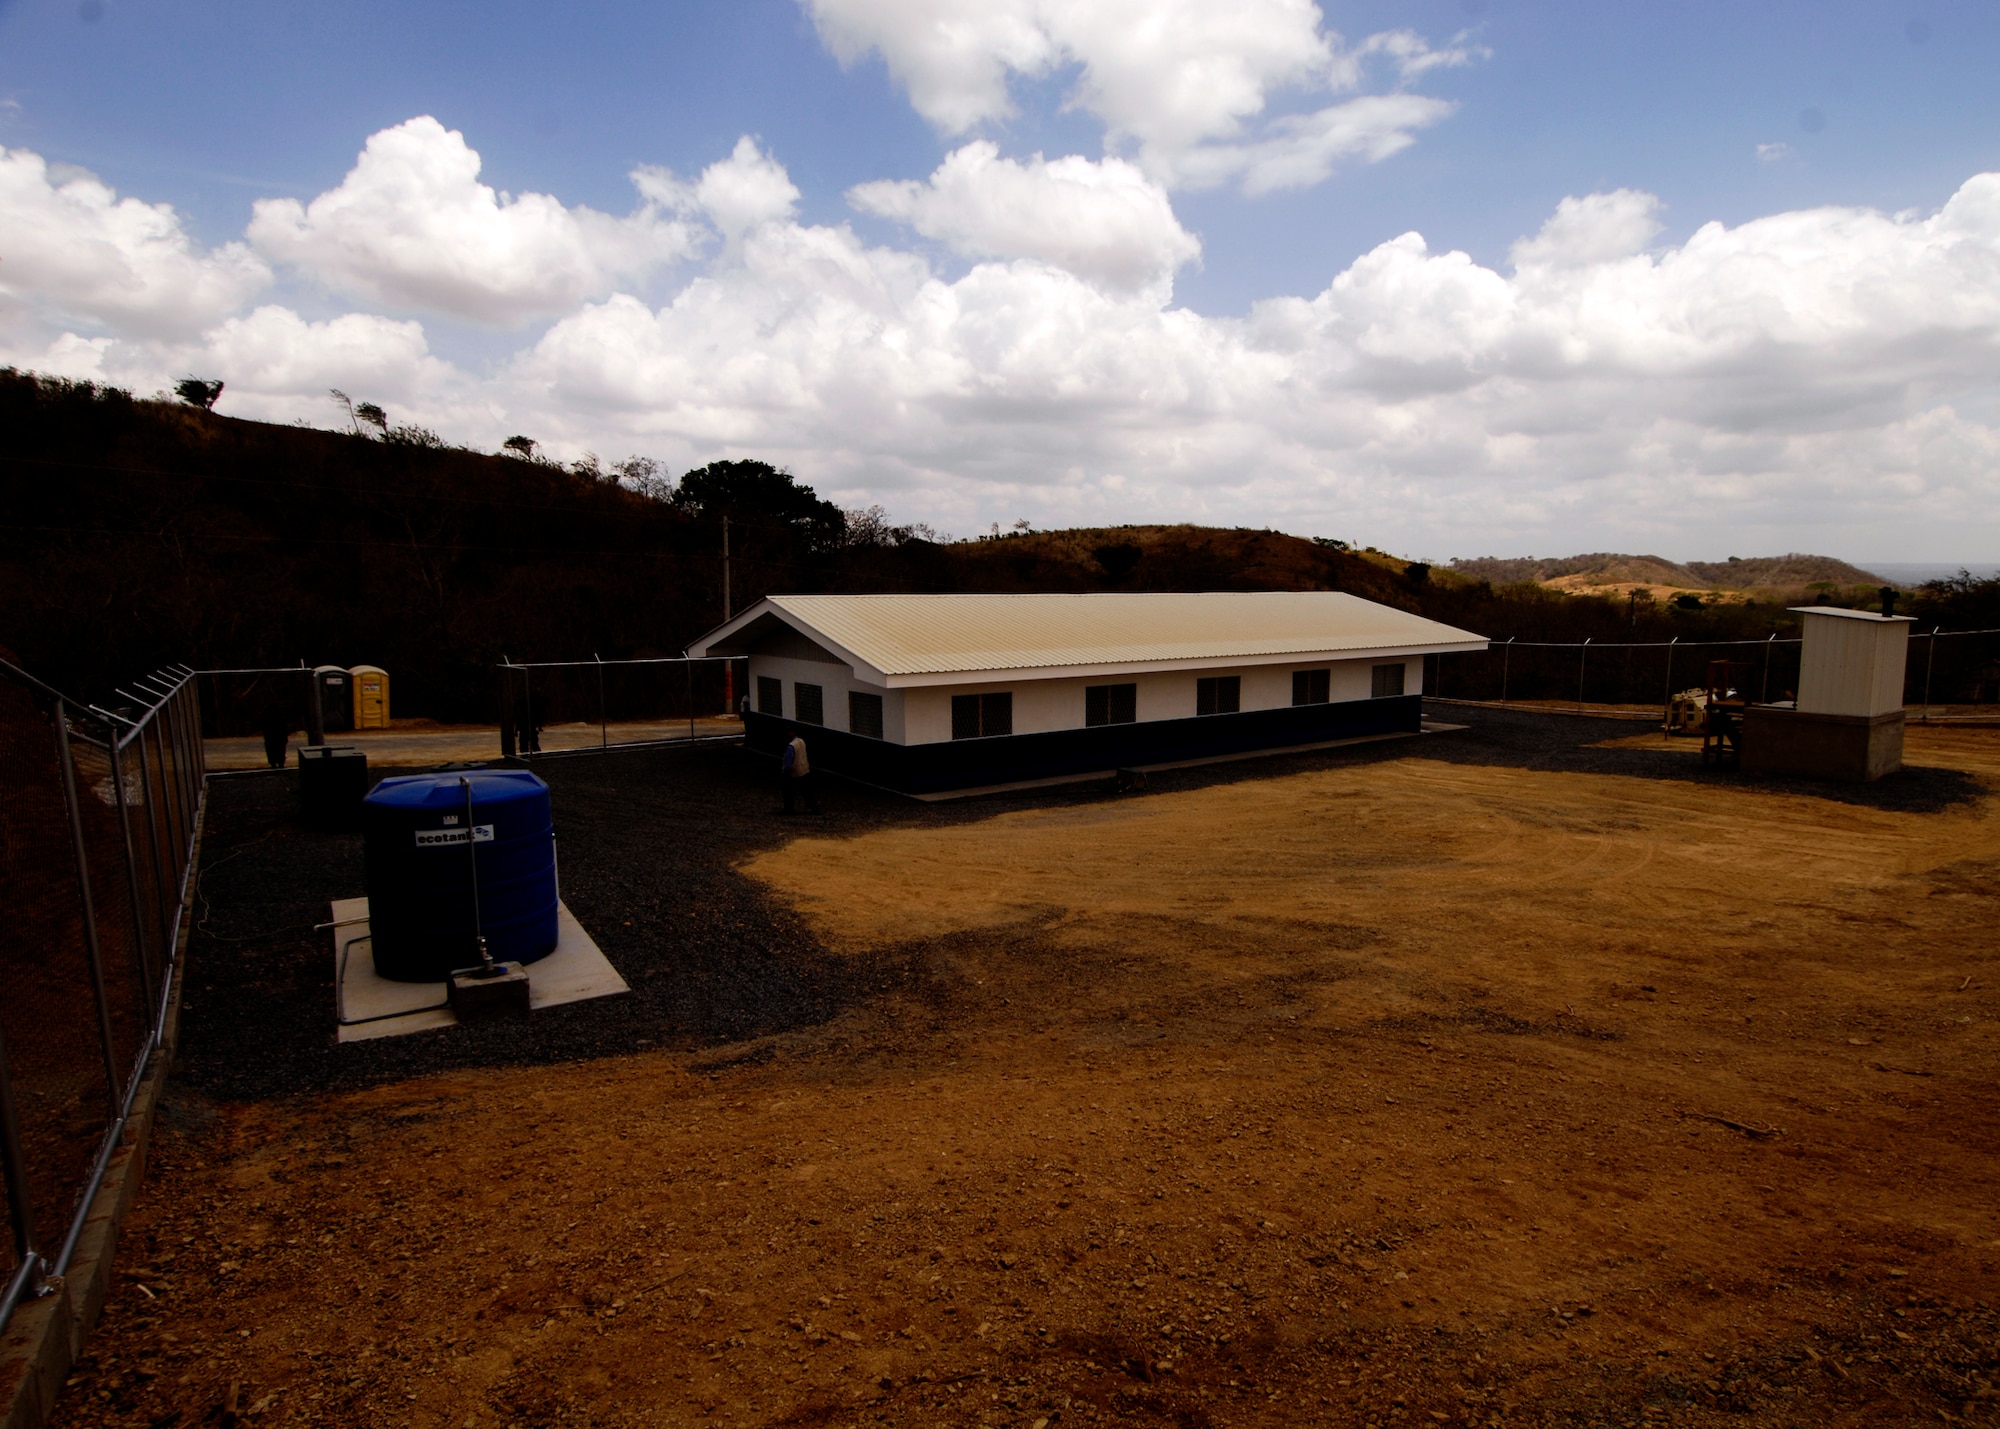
[449,962,531,1018]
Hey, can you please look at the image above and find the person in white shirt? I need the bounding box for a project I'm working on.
[780,734,819,814]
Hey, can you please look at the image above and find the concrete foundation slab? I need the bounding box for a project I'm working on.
[1740,705,1905,782]
[333,897,627,1042]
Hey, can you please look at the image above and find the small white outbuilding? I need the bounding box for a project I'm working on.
[1742,606,1914,781]
[687,590,1486,794]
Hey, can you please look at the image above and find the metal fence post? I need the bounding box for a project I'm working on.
[304,665,325,747]
[1662,636,1678,732]
[499,662,517,759]
[596,653,607,752]
[192,677,209,782]
[107,725,158,1016]
[175,678,200,831]
[139,677,189,855]
[53,704,123,1118]
[146,710,186,883]
[1761,632,1775,704]
[127,721,174,977]
[1577,638,1592,711]
[1500,637,1513,705]
[1924,627,1939,722]
[0,1017,41,1304]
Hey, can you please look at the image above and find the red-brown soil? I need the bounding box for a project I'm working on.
[52,726,2000,1428]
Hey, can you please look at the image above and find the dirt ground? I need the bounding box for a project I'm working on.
[52,721,2000,1429]
[201,717,743,770]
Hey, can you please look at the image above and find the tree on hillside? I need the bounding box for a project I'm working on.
[843,503,935,548]
[671,459,846,551]
[174,377,223,410]
[502,435,539,459]
[611,456,674,502]
[356,402,389,435]
[1093,542,1142,581]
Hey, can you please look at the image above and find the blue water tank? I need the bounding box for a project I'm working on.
[361,770,559,982]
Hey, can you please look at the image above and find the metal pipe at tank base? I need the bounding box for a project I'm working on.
[459,775,497,976]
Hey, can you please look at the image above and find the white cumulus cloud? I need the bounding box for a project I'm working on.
[496,170,2000,554]
[690,136,803,239]
[247,116,703,324]
[8,121,2000,559]
[0,146,271,339]
[1510,189,1663,269]
[9,304,470,429]
[803,0,1480,192]
[848,142,1199,290]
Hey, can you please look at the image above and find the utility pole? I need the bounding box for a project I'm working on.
[722,514,732,622]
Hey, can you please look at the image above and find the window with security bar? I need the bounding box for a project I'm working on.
[1371,663,1406,698]
[1292,668,1330,705]
[794,682,824,726]
[849,690,884,739]
[951,691,1012,739]
[1084,682,1137,726]
[1196,675,1240,715]
[757,675,783,715]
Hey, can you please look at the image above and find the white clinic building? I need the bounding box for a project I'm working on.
[688,591,1487,794]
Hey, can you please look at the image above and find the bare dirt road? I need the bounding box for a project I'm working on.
[53,719,2000,1429]
[201,717,743,770]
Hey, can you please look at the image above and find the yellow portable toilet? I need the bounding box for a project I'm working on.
[350,665,391,729]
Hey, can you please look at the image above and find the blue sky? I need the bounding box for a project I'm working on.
[3,0,1999,561]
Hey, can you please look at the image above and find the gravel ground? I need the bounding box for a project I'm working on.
[178,704,1979,1102]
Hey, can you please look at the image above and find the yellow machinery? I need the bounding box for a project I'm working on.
[350,665,390,729]
[1664,689,1708,735]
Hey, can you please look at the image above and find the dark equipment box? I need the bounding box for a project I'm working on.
[299,745,369,830]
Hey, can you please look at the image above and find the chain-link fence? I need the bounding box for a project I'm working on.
[498,656,747,758]
[1426,628,2000,720]
[195,666,322,740]
[0,659,203,1333]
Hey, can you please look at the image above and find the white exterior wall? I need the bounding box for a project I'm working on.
[747,655,904,740]
[898,655,1423,746]
[1797,615,1910,717]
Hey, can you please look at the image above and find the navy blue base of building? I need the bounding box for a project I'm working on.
[744,695,1423,796]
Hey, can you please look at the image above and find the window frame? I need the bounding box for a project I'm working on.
[1085,682,1138,727]
[1292,668,1331,706]
[756,675,783,716]
[1196,675,1241,716]
[950,690,1013,740]
[794,682,825,726]
[1370,663,1407,698]
[848,689,885,739]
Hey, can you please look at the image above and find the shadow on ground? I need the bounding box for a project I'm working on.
[178,704,1983,1100]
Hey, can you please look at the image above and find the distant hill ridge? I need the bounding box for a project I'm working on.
[1449,552,1884,590]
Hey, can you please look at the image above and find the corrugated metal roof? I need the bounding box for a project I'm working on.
[726,592,1485,677]
[1790,606,1915,623]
